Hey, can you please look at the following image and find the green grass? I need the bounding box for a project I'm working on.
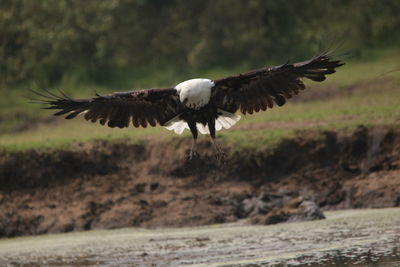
[1,48,399,151]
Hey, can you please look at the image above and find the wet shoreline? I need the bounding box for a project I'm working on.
[1,208,399,266]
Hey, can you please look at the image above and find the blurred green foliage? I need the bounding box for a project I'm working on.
[1,0,399,87]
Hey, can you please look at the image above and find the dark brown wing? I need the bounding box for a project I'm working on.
[31,88,183,128]
[211,53,344,114]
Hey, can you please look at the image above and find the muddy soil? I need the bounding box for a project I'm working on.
[0,125,399,237]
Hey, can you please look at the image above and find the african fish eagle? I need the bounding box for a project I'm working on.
[31,53,344,160]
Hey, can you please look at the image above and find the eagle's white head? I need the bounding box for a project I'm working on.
[175,78,214,109]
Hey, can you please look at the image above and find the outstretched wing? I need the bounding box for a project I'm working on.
[211,53,344,114]
[31,88,183,128]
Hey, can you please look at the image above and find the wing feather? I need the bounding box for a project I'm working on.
[212,53,344,114]
[31,88,182,128]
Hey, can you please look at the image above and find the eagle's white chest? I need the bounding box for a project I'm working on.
[175,78,214,109]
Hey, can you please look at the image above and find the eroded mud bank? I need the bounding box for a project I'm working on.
[0,125,399,237]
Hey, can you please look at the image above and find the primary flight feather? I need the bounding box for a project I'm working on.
[32,53,344,160]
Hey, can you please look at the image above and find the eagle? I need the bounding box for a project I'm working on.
[32,53,343,160]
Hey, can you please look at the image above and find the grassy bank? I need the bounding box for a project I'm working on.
[0,48,399,151]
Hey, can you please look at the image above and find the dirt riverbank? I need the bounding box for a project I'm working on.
[0,125,399,237]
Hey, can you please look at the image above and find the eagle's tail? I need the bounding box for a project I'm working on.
[164,114,189,134]
[215,109,241,131]
[163,109,241,135]
[196,109,241,134]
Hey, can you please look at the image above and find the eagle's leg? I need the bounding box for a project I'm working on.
[208,119,226,162]
[187,121,198,160]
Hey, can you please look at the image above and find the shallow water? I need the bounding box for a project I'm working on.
[0,208,399,266]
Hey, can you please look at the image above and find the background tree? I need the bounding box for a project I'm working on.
[1,0,399,87]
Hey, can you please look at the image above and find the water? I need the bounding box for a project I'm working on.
[0,208,399,266]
